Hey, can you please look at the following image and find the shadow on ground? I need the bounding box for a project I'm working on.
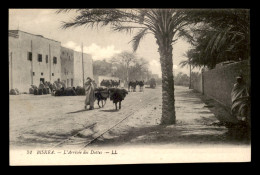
[67,109,87,114]
[91,123,251,147]
[90,88,251,147]
[187,89,239,124]
[99,109,119,112]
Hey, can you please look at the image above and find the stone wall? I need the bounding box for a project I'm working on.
[191,72,203,93]
[191,60,250,107]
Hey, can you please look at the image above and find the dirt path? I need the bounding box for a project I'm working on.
[91,86,250,147]
[10,87,159,149]
[9,86,250,150]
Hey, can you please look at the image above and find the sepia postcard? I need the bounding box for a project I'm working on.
[9,9,251,165]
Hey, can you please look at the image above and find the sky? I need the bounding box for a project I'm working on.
[9,9,196,78]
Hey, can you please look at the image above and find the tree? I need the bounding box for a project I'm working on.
[57,9,194,125]
[112,63,126,82]
[129,57,149,81]
[179,50,194,89]
[182,9,250,69]
[174,72,190,87]
[110,51,137,83]
[179,49,205,88]
[93,60,113,76]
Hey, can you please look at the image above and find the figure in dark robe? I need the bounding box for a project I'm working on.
[84,77,95,110]
[231,76,250,122]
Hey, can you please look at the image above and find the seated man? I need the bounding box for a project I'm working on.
[231,75,250,122]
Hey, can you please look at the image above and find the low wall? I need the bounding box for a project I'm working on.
[191,73,203,93]
[191,60,250,107]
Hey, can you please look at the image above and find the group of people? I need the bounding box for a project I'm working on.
[30,81,51,95]
[31,75,250,124]
[52,79,66,91]
[30,79,67,95]
[100,79,120,88]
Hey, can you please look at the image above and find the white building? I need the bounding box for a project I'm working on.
[9,30,94,93]
[9,30,61,93]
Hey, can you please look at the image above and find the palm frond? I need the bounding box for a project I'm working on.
[129,28,149,52]
[56,9,72,14]
[56,9,84,14]
[179,60,189,68]
[59,9,138,29]
[111,24,146,34]
[177,28,194,45]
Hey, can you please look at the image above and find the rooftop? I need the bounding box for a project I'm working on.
[9,30,61,43]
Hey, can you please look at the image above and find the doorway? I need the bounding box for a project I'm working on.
[67,79,70,87]
[40,78,45,83]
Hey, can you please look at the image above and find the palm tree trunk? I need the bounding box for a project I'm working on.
[189,64,191,89]
[156,36,176,125]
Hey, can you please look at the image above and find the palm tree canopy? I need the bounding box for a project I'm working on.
[57,9,195,52]
[180,9,250,69]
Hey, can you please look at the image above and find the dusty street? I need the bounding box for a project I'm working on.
[9,86,250,150]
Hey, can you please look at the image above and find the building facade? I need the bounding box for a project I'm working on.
[9,30,61,93]
[9,30,94,92]
[73,51,93,87]
[60,46,74,87]
[60,47,94,88]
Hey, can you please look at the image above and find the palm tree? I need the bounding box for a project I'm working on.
[179,49,198,89]
[179,58,192,89]
[57,9,193,125]
[183,9,250,69]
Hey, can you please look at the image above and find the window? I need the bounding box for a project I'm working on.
[33,72,35,76]
[52,73,54,76]
[38,54,42,62]
[46,55,48,63]
[41,72,43,76]
[28,52,32,61]
[53,57,57,64]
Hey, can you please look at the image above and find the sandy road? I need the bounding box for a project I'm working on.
[9,86,161,149]
[10,85,249,150]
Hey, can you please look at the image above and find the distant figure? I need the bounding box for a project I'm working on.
[92,80,97,89]
[52,83,57,91]
[55,79,62,90]
[231,75,250,122]
[44,81,50,94]
[84,77,95,110]
[149,78,156,88]
[61,80,66,89]
[38,81,45,95]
